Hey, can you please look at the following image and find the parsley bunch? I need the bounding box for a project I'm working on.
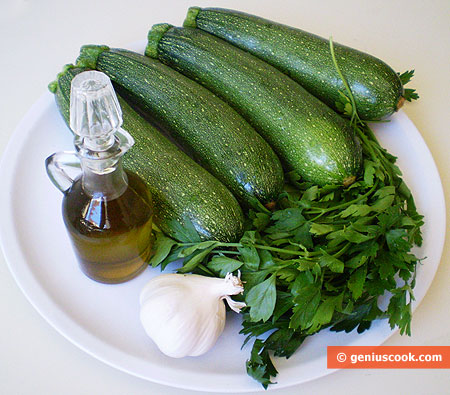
[148,44,422,388]
[150,140,423,386]
[150,141,423,386]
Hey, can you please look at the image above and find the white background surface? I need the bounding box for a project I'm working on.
[0,0,449,394]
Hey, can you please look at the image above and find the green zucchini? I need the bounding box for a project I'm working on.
[184,7,404,121]
[146,25,362,187]
[49,65,244,243]
[75,46,284,208]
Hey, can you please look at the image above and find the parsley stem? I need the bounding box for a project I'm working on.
[309,211,326,222]
[329,37,359,124]
[196,263,215,276]
[214,250,241,255]
[252,244,321,257]
[332,242,351,258]
[357,125,395,181]
[362,124,378,141]
[177,242,241,248]
[356,127,379,161]
[176,241,320,258]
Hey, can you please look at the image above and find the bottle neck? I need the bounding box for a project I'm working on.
[81,157,128,200]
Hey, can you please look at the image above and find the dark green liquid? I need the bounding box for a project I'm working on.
[63,170,153,284]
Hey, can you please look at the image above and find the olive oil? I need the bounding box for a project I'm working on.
[63,170,153,283]
[46,70,154,284]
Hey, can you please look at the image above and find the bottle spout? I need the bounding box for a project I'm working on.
[115,127,135,154]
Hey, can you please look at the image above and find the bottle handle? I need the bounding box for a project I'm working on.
[45,151,81,193]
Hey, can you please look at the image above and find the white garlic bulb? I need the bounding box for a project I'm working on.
[139,273,246,358]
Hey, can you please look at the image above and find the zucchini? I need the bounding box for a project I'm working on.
[75,46,284,208]
[49,65,244,243]
[146,25,362,187]
[185,7,404,121]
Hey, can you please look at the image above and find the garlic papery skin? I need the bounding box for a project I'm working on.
[139,273,246,358]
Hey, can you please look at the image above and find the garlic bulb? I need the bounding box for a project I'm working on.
[139,273,246,358]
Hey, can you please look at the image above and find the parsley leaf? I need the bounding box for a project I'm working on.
[331,302,374,333]
[207,256,243,277]
[398,70,419,101]
[265,328,306,358]
[290,284,321,330]
[319,251,345,273]
[310,293,344,330]
[177,244,218,273]
[403,88,419,102]
[398,70,415,85]
[149,232,177,267]
[387,287,413,335]
[348,264,368,300]
[246,275,277,322]
[246,340,278,389]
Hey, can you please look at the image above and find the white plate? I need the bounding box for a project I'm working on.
[0,83,446,391]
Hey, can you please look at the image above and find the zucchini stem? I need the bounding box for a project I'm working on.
[184,6,201,28]
[396,96,406,111]
[146,23,173,59]
[76,45,110,70]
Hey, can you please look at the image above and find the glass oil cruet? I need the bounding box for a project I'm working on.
[45,70,153,283]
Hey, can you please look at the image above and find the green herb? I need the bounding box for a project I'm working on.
[398,70,420,101]
[403,88,419,102]
[148,43,423,389]
[245,339,278,388]
[398,70,415,85]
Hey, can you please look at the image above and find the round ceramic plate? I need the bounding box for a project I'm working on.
[0,80,445,391]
